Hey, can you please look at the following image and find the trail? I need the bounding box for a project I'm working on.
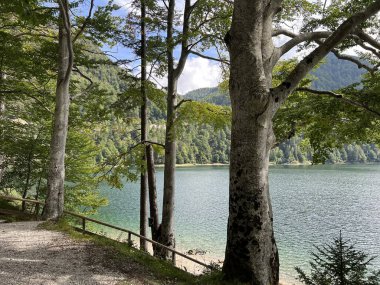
[0,221,152,285]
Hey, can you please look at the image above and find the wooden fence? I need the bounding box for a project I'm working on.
[0,195,213,272]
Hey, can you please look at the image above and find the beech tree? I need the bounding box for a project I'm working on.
[43,0,75,220]
[116,0,230,256]
[158,0,231,257]
[44,0,119,220]
[223,0,380,284]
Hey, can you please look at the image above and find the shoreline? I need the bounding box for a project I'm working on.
[154,161,380,168]
[89,227,295,284]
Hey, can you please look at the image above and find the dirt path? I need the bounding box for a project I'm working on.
[0,221,155,285]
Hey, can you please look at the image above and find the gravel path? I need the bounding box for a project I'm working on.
[0,221,153,285]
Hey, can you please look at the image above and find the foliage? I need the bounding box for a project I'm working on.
[0,1,137,213]
[296,232,380,285]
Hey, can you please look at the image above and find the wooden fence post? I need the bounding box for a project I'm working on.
[82,218,86,234]
[172,251,176,266]
[128,232,132,246]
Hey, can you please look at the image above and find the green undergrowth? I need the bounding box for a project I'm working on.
[0,199,38,222]
[0,199,19,210]
[39,219,244,285]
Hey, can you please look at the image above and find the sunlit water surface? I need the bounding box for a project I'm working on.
[94,164,380,284]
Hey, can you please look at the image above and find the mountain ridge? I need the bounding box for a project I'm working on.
[184,53,366,105]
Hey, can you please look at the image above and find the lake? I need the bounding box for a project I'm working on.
[94,164,380,284]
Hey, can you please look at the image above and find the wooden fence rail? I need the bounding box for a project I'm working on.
[0,195,212,270]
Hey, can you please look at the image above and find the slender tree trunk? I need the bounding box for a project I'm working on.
[43,2,73,220]
[139,0,148,251]
[146,144,161,255]
[22,150,33,212]
[0,73,5,184]
[160,73,177,256]
[159,0,177,257]
[0,103,4,183]
[34,175,42,215]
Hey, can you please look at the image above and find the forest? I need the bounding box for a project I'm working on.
[1,0,380,284]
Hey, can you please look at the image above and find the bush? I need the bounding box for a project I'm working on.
[296,232,380,285]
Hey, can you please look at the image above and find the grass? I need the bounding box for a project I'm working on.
[40,219,245,285]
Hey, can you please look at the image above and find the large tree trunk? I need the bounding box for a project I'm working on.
[43,3,73,221]
[139,0,148,251]
[223,110,279,284]
[222,0,380,283]
[222,1,279,284]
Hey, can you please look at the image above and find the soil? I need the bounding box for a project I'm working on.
[0,221,167,285]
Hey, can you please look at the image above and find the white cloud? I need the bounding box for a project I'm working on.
[177,57,221,94]
[150,57,222,95]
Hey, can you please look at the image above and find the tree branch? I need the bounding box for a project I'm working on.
[174,0,191,79]
[331,49,377,73]
[143,140,165,148]
[72,0,94,43]
[296,87,380,117]
[0,90,53,114]
[354,29,380,50]
[189,51,230,65]
[175,99,192,110]
[57,0,74,84]
[273,0,380,104]
[279,31,331,56]
[272,29,297,37]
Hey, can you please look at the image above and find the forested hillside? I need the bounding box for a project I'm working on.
[311,53,366,90]
[92,53,379,166]
[183,53,366,105]
[173,54,379,165]
[34,47,371,167]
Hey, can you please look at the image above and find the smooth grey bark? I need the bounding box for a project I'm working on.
[160,0,177,255]
[222,3,279,280]
[223,0,380,284]
[0,73,5,183]
[146,144,161,255]
[43,0,73,220]
[159,0,191,258]
[139,0,148,251]
[0,106,4,183]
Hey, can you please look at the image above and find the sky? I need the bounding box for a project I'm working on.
[93,0,316,94]
[86,0,370,94]
[94,0,223,94]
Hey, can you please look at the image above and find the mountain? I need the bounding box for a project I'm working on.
[184,87,230,106]
[183,53,366,104]
[311,53,366,90]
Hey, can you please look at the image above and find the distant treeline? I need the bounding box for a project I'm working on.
[97,123,380,165]
[272,137,380,165]
[93,52,378,166]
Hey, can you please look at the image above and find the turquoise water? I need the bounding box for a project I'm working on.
[95,164,380,283]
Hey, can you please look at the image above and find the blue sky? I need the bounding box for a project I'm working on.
[91,0,308,94]
[92,0,222,94]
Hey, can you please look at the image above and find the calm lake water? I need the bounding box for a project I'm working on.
[94,164,380,283]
